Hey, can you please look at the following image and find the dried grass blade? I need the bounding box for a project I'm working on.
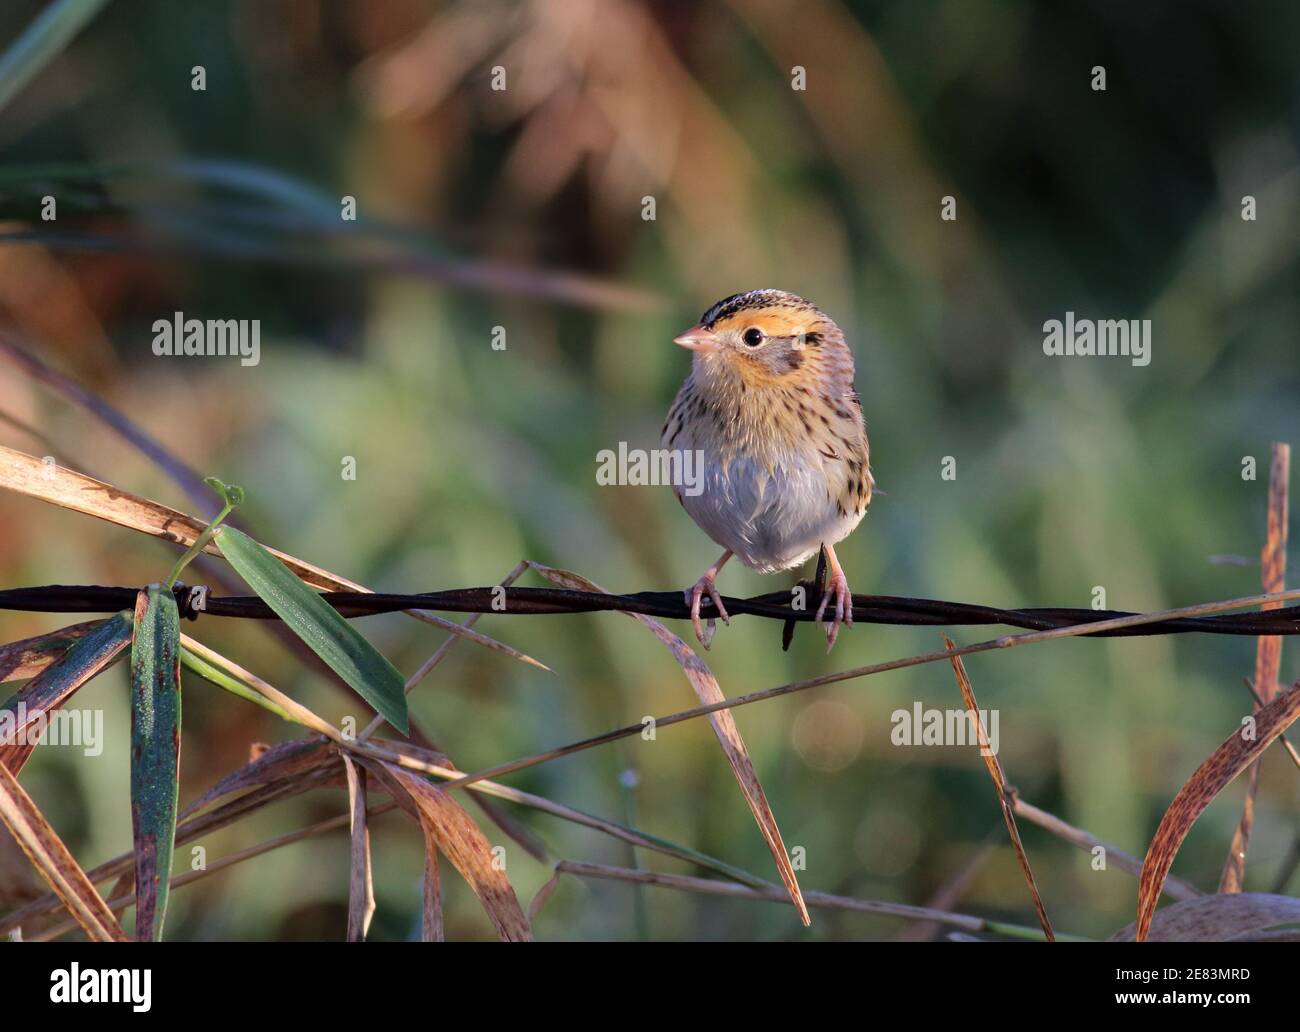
[0,0,111,116]
[898,834,998,941]
[525,561,809,926]
[944,636,1053,940]
[554,861,1074,938]
[342,755,375,942]
[528,868,563,923]
[0,444,548,670]
[180,738,339,820]
[0,334,215,512]
[0,758,126,940]
[179,634,344,741]
[1241,678,1300,774]
[0,771,332,936]
[363,759,531,941]
[356,561,550,862]
[422,844,444,942]
[1221,442,1289,892]
[1010,796,1201,900]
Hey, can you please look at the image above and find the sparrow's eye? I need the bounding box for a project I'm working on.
[742,327,764,347]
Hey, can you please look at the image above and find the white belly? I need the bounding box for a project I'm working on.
[677,449,864,574]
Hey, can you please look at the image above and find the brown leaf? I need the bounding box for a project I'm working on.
[0,622,99,682]
[0,771,330,939]
[179,738,342,820]
[0,758,127,941]
[1113,892,1300,942]
[364,760,531,941]
[1241,678,1300,773]
[1137,680,1300,941]
[366,737,451,769]
[342,755,375,942]
[423,844,444,942]
[943,637,1053,941]
[1,740,35,779]
[525,561,810,925]
[528,868,563,923]
[0,444,214,557]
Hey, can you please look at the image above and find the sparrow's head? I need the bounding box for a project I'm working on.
[674,289,852,390]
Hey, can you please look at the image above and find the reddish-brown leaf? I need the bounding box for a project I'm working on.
[364,760,531,941]
[423,844,444,942]
[1137,680,1300,940]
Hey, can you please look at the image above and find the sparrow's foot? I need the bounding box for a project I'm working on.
[684,573,731,649]
[814,569,853,652]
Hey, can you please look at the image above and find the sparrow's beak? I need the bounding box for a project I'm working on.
[673,325,722,351]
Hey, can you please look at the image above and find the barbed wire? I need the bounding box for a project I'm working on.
[2,583,1299,638]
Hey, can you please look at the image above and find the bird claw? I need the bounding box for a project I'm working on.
[684,575,730,649]
[814,571,853,652]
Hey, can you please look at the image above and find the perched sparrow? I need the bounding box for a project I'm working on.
[662,289,873,650]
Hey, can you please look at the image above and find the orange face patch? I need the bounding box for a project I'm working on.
[724,348,788,388]
[713,309,826,341]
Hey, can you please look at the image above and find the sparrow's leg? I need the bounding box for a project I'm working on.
[684,549,733,649]
[814,543,853,651]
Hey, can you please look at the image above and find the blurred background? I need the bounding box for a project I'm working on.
[0,0,1298,941]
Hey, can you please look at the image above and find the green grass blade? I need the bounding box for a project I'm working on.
[179,645,297,723]
[0,0,112,116]
[214,526,410,734]
[129,586,181,942]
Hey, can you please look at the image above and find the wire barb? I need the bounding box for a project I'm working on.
[2,584,1300,637]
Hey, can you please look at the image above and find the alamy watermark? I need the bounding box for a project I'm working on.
[50,964,151,1012]
[1042,311,1150,367]
[596,442,705,497]
[0,704,103,757]
[890,702,999,756]
[152,311,260,366]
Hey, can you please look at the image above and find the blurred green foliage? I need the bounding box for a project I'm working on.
[0,0,1297,940]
